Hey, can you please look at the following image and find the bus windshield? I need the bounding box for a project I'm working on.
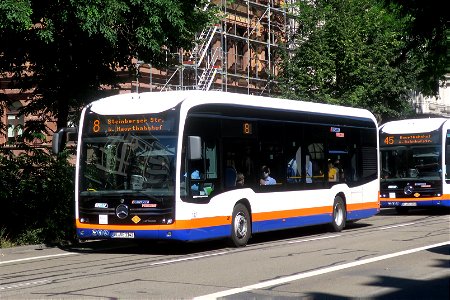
[381,145,441,181]
[79,109,179,197]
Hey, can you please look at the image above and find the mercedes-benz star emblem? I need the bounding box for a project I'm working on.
[116,204,129,219]
[404,185,414,195]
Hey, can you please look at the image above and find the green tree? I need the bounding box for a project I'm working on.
[278,0,445,123]
[0,0,215,133]
[0,0,215,246]
[386,0,449,96]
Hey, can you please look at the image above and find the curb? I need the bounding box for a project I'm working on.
[0,244,53,255]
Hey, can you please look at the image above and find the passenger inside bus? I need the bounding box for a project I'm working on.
[328,160,339,182]
[236,172,245,186]
[260,165,276,185]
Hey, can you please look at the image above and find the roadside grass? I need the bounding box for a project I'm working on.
[0,227,17,248]
[0,227,45,248]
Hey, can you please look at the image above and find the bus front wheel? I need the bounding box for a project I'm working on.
[331,196,346,232]
[230,203,251,247]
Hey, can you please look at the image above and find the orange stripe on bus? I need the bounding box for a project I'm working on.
[76,217,230,231]
[76,202,378,231]
[379,194,450,202]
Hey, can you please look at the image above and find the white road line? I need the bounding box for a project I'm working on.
[0,252,78,265]
[379,222,416,230]
[287,234,341,244]
[193,241,450,300]
[151,251,229,266]
[0,280,50,291]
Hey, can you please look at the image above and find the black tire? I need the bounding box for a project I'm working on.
[230,203,251,247]
[330,196,346,232]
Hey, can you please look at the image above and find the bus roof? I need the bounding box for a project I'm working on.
[88,90,376,122]
[380,117,449,134]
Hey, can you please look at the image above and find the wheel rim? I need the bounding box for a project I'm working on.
[234,212,248,239]
[334,202,343,226]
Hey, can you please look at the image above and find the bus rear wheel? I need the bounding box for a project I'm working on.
[331,196,346,232]
[230,203,251,247]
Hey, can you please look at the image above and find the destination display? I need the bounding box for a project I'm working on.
[381,132,439,145]
[85,112,175,135]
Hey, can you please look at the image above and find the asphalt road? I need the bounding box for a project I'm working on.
[1,208,449,299]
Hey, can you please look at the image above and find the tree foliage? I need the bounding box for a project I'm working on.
[386,0,448,96]
[0,0,215,132]
[0,149,76,245]
[0,0,214,246]
[278,0,447,123]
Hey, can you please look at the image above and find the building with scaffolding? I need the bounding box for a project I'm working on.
[0,0,294,147]
[133,0,295,96]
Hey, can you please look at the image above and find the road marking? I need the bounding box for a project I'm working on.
[0,280,50,291]
[287,234,341,244]
[379,222,416,230]
[193,241,450,300]
[151,251,229,266]
[0,252,78,265]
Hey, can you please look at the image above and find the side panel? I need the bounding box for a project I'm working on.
[76,180,379,241]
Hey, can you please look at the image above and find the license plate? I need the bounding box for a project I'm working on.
[402,203,417,207]
[111,232,135,238]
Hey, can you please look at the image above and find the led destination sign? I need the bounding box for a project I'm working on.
[87,114,172,134]
[104,117,164,132]
[381,132,439,145]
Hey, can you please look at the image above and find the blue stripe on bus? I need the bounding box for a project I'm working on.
[347,208,379,220]
[77,208,379,242]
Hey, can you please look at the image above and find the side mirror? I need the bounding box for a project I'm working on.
[188,136,202,160]
[52,127,77,154]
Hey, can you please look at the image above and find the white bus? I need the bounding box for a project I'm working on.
[379,117,450,213]
[53,91,380,247]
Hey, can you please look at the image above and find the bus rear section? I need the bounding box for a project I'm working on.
[379,117,450,213]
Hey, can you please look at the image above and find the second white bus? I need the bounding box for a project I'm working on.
[379,117,450,213]
[53,90,380,247]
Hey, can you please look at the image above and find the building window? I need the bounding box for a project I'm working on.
[7,113,24,142]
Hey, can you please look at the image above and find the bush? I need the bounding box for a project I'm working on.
[0,148,76,247]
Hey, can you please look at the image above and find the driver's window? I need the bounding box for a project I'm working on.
[181,139,217,200]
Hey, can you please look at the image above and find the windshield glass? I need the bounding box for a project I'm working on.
[381,145,441,181]
[79,109,179,196]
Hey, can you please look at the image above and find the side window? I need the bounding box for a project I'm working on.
[343,126,378,186]
[308,142,326,184]
[445,130,450,182]
[285,123,309,187]
[360,128,378,182]
[286,145,301,184]
[304,124,327,187]
[258,121,283,185]
[328,126,351,183]
[205,142,218,179]
[181,116,219,201]
[180,139,217,200]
